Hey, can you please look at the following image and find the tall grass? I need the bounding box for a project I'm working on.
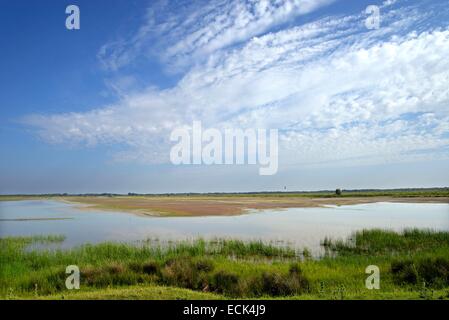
[2,229,449,299]
[0,236,302,297]
[322,229,449,255]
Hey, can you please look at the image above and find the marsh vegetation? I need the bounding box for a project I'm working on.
[1,229,449,300]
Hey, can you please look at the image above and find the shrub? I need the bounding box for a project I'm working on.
[391,260,419,285]
[210,271,241,296]
[417,257,449,287]
[82,266,103,286]
[142,261,160,275]
[161,257,210,290]
[128,262,143,272]
[195,259,214,273]
[289,263,303,276]
[20,271,67,295]
[391,257,449,288]
[80,263,148,287]
[249,264,309,297]
[261,272,298,296]
[106,263,126,275]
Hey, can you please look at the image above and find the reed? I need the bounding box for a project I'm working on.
[1,229,449,299]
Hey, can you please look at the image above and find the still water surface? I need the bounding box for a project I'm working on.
[1,200,448,253]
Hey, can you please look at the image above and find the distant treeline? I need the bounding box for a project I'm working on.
[1,187,449,198]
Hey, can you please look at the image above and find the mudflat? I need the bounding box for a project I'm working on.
[59,195,449,217]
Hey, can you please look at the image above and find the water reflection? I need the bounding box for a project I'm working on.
[1,200,448,255]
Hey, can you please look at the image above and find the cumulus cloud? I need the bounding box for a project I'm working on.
[24,0,449,168]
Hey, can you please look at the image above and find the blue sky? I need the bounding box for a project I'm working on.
[1,0,448,194]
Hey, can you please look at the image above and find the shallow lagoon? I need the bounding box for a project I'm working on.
[1,200,448,254]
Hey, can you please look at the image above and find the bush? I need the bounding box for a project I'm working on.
[289,263,303,276]
[210,271,241,296]
[391,257,449,288]
[106,263,126,275]
[195,259,214,273]
[80,263,150,287]
[21,271,67,295]
[391,260,419,285]
[260,272,299,296]
[128,262,143,273]
[249,264,309,297]
[142,261,160,275]
[82,266,103,286]
[161,257,210,290]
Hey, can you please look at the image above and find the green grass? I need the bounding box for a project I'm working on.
[1,229,449,300]
[322,229,449,255]
[18,285,223,300]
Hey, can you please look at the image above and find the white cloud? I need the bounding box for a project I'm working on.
[25,1,449,169]
[97,0,336,71]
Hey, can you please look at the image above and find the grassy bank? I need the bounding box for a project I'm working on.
[1,230,449,300]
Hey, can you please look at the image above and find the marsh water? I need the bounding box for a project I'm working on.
[1,200,448,254]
